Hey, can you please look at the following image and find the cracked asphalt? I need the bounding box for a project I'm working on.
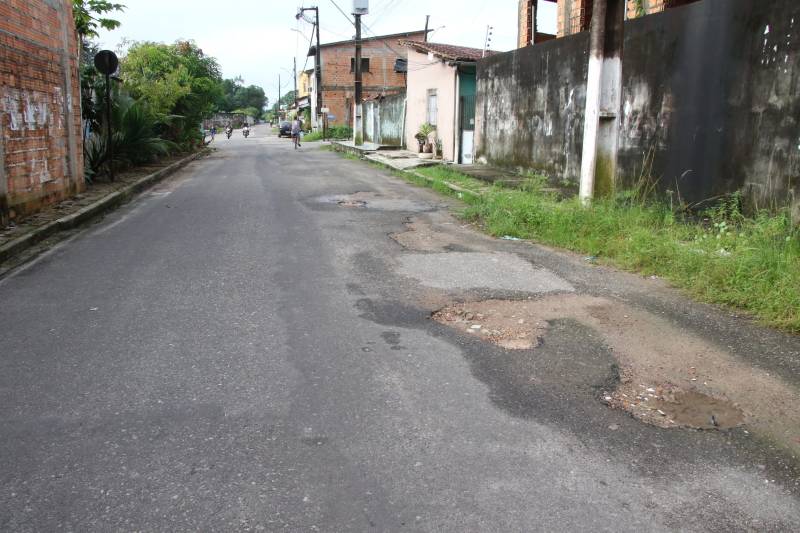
[1,125,799,531]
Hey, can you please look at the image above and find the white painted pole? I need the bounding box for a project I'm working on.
[579,0,608,205]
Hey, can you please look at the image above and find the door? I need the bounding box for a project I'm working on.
[459,94,476,164]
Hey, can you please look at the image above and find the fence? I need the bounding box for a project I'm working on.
[363,93,406,147]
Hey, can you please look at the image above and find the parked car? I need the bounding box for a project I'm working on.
[278,121,292,138]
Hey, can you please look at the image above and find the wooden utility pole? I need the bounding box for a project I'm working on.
[424,15,430,41]
[293,56,297,101]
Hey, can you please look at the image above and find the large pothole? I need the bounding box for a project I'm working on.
[432,296,797,446]
[317,192,435,212]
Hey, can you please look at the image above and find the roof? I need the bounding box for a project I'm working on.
[398,40,499,62]
[319,30,428,49]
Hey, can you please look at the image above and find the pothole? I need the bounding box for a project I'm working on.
[338,199,367,208]
[316,192,435,212]
[391,220,467,252]
[603,380,745,430]
[432,296,799,446]
[433,302,547,350]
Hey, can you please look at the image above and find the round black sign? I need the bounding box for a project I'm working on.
[94,50,119,75]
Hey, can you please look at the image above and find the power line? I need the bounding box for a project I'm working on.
[327,0,355,27]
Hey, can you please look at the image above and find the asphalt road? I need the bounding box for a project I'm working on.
[1,126,799,531]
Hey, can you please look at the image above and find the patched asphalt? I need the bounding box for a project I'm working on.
[1,127,799,531]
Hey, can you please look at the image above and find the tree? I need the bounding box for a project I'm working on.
[119,40,224,147]
[217,78,268,113]
[271,90,297,114]
[72,0,125,41]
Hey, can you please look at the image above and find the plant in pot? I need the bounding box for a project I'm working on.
[417,123,435,159]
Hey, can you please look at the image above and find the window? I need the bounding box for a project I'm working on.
[349,57,370,73]
[427,89,438,126]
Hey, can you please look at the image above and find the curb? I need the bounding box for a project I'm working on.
[0,148,210,264]
[405,170,482,199]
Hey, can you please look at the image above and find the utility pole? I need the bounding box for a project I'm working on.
[424,15,430,41]
[579,0,624,204]
[296,6,323,131]
[293,56,297,103]
[353,11,364,145]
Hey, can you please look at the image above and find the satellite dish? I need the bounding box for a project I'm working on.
[94,50,119,75]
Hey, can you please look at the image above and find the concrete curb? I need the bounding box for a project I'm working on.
[0,148,210,264]
[405,170,482,199]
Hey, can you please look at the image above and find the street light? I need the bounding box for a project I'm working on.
[295,6,323,132]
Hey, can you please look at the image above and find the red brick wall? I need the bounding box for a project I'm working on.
[320,32,426,126]
[0,0,83,225]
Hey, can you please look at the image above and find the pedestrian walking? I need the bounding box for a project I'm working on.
[292,118,302,149]
[210,125,217,141]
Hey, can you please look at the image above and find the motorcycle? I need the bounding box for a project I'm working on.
[243,127,250,138]
[225,128,232,139]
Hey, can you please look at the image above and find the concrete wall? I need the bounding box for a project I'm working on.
[363,93,406,146]
[0,0,83,225]
[477,0,800,210]
[405,49,457,161]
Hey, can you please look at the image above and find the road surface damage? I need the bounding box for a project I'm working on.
[433,295,796,452]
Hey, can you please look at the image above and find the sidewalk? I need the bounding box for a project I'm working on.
[0,149,209,267]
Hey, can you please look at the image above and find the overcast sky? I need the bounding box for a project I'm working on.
[96,0,557,107]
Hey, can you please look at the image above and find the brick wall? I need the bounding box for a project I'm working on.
[0,0,83,225]
[556,0,698,37]
[320,32,425,127]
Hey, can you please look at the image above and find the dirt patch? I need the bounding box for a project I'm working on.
[433,296,799,451]
[391,220,465,252]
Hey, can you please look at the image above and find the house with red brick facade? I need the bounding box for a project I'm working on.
[0,0,83,226]
[314,30,427,128]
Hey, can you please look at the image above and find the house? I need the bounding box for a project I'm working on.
[1,0,83,225]
[518,0,700,43]
[400,41,498,164]
[312,30,427,128]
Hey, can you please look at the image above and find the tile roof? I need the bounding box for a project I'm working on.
[398,40,499,62]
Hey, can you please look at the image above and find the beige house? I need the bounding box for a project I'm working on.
[400,41,497,163]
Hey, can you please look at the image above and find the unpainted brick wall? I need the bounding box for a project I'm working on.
[320,32,425,127]
[0,0,83,225]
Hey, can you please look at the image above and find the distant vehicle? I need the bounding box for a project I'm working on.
[243,125,250,138]
[278,121,292,138]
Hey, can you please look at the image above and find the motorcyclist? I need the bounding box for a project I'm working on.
[225,125,233,139]
[243,123,250,138]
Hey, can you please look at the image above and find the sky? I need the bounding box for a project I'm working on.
[96,0,557,107]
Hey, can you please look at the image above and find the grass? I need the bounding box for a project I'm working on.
[379,162,800,333]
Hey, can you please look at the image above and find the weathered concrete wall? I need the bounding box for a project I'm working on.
[364,93,406,146]
[0,0,83,225]
[475,32,589,181]
[478,0,800,210]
